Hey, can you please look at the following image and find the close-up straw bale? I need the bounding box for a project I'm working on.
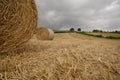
[36,27,54,40]
[0,0,38,53]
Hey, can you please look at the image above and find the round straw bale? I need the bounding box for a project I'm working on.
[48,28,54,40]
[0,0,38,53]
[36,27,49,40]
[36,27,54,40]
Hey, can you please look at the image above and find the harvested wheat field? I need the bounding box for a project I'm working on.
[0,33,120,80]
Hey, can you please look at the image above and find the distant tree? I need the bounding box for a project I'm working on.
[77,28,81,32]
[115,30,118,33]
[93,29,103,32]
[70,28,74,31]
[93,29,99,32]
[99,30,103,32]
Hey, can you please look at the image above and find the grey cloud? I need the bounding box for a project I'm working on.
[35,0,120,31]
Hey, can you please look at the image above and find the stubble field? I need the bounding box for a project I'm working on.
[0,33,120,80]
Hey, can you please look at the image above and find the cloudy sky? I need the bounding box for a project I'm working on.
[35,0,120,31]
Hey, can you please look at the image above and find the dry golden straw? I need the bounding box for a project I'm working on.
[36,27,54,40]
[0,0,38,53]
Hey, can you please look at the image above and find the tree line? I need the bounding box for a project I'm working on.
[69,28,120,33]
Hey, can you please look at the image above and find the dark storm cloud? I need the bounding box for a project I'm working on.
[35,0,120,31]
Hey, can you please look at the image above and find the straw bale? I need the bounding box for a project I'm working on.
[36,27,49,40]
[0,0,38,53]
[36,27,54,40]
[48,28,54,40]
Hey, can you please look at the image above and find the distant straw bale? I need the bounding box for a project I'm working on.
[0,0,38,53]
[48,28,54,40]
[36,27,54,40]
